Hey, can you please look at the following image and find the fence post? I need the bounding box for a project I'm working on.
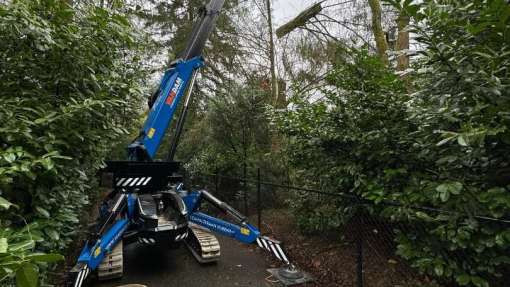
[257,168,261,231]
[356,216,364,287]
[214,168,219,193]
[243,164,248,215]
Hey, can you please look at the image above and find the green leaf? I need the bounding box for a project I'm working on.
[433,263,444,276]
[439,191,450,202]
[0,196,16,210]
[471,276,488,287]
[473,51,493,59]
[436,136,454,146]
[0,238,8,253]
[436,182,463,196]
[45,229,59,241]
[16,263,38,287]
[9,240,35,252]
[415,211,433,221]
[40,158,54,171]
[26,253,64,263]
[4,153,16,163]
[449,182,463,195]
[457,135,468,146]
[456,274,471,285]
[34,118,47,125]
[436,155,457,165]
[35,206,50,218]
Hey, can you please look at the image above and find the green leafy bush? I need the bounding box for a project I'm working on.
[0,203,64,287]
[276,1,510,286]
[390,1,510,286]
[0,0,147,285]
[276,48,411,232]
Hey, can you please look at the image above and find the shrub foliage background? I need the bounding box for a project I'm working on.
[275,1,510,286]
[0,0,147,285]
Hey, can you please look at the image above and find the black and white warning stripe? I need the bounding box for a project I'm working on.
[116,177,152,187]
[73,265,90,287]
[137,237,156,245]
[175,231,189,241]
[256,236,290,264]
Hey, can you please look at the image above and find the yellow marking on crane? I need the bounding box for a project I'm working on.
[148,128,156,139]
[94,247,102,258]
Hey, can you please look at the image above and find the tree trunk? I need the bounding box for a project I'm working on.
[275,3,322,38]
[368,0,389,65]
[265,0,279,106]
[396,14,410,71]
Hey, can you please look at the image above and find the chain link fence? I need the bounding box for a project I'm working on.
[186,168,510,287]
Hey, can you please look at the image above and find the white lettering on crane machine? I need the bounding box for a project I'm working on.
[166,77,184,106]
[190,215,235,236]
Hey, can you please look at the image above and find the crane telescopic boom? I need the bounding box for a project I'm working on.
[128,0,225,161]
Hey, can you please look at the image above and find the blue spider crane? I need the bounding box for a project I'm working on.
[67,1,301,286]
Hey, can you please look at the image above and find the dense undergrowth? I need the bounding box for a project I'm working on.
[275,1,510,286]
[0,1,147,285]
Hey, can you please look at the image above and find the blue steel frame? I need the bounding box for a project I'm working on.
[183,190,260,243]
[75,190,262,278]
[76,219,129,271]
[72,57,266,286]
[76,194,136,271]
[138,56,204,159]
[188,212,260,243]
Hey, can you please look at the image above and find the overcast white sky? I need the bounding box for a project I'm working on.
[272,0,311,26]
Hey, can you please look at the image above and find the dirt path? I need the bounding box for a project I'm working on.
[93,236,272,287]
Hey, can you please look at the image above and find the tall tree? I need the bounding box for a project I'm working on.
[265,0,279,106]
[395,14,409,71]
[368,0,389,64]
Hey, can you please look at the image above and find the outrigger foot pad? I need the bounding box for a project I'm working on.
[267,264,314,286]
